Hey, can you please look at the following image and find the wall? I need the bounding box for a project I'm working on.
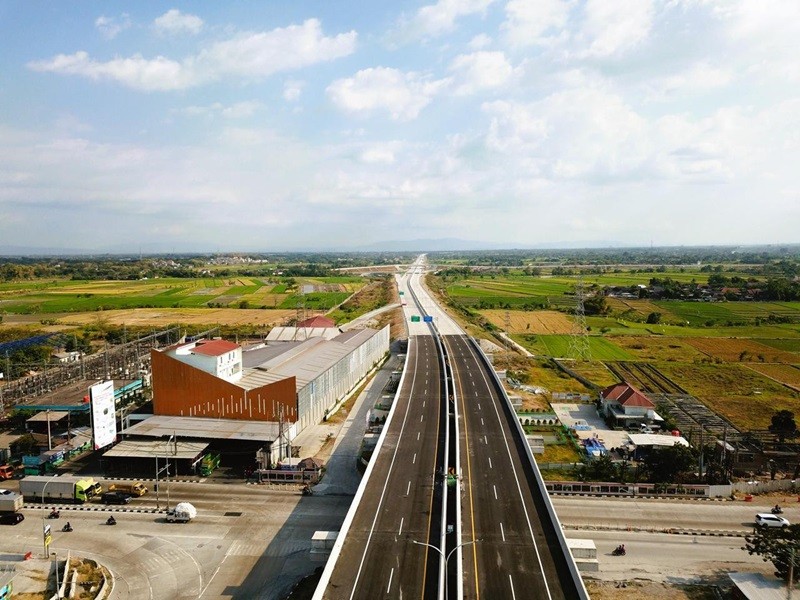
[151,349,297,422]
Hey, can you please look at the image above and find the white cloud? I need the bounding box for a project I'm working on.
[468,33,492,49]
[578,0,655,58]
[327,67,449,120]
[502,0,569,46]
[283,80,305,102]
[449,51,515,95]
[28,19,357,91]
[95,14,131,40]
[154,9,204,36]
[392,0,497,42]
[360,145,397,164]
[175,101,264,119]
[649,62,734,98]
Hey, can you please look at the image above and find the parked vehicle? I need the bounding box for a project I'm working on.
[0,489,23,513]
[108,482,148,497]
[0,465,14,481]
[101,492,132,505]
[0,512,24,525]
[756,513,790,528]
[166,502,196,523]
[19,475,103,504]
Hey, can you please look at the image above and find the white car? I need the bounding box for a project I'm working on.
[755,513,790,528]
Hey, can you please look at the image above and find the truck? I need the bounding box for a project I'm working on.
[0,465,14,481]
[165,502,196,523]
[0,489,23,512]
[107,481,148,497]
[19,475,103,504]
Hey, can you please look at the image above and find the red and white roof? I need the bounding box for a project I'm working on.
[601,382,655,409]
[191,339,240,357]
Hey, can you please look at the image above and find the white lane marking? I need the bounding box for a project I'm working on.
[420,414,424,422]
[417,431,421,441]
[477,403,481,410]
[423,401,426,408]
[481,417,484,426]
[406,481,411,496]
[500,522,506,542]
[399,517,404,535]
[493,485,498,500]
[509,574,517,600]
[387,568,394,593]
[488,457,493,469]
[484,435,488,445]
[413,453,417,464]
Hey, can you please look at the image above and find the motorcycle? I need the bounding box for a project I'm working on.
[106,516,117,526]
[772,506,784,515]
[48,510,60,519]
[612,545,626,556]
[62,523,73,532]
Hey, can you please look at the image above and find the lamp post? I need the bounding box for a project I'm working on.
[41,473,61,556]
[52,551,60,599]
[412,539,480,600]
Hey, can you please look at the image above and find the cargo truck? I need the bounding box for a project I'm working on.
[108,482,148,496]
[19,475,103,503]
[0,489,23,513]
[0,465,14,481]
[165,502,196,523]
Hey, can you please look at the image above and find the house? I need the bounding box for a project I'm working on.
[599,382,662,430]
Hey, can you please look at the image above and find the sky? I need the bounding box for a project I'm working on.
[0,1,798,252]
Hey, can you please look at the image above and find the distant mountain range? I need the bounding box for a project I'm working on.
[0,238,633,256]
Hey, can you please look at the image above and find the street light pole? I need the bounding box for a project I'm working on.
[412,539,480,600]
[41,473,61,556]
[52,551,60,599]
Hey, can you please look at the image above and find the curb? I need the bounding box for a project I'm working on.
[562,523,746,538]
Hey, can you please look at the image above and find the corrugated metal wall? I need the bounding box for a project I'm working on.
[151,349,297,422]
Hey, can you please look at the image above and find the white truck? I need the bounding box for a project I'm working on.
[165,502,196,523]
[0,489,23,513]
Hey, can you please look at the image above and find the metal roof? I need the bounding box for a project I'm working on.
[102,439,208,460]
[265,327,341,342]
[728,572,786,600]
[26,410,70,422]
[122,414,281,442]
[628,433,689,447]
[190,339,239,356]
[242,328,382,392]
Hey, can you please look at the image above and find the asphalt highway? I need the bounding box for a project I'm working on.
[322,334,445,599]
[446,334,581,600]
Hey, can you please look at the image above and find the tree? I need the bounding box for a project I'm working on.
[743,523,800,581]
[769,410,798,443]
[644,444,696,483]
[646,312,662,324]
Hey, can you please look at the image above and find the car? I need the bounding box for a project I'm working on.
[755,513,790,528]
[0,512,24,525]
[101,491,132,505]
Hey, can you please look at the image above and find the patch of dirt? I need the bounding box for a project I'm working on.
[54,308,296,327]
[585,580,719,599]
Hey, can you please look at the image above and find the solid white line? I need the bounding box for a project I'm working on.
[413,453,417,464]
[387,568,394,593]
[509,574,517,600]
[399,517,404,535]
[493,485,498,500]
[406,481,411,496]
[500,522,506,542]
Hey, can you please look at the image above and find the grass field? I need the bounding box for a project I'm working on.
[513,334,634,360]
[479,310,574,334]
[658,363,800,430]
[746,363,800,389]
[52,308,297,328]
[682,337,800,363]
[611,336,706,362]
[0,276,364,315]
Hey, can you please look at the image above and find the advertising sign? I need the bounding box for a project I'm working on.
[90,380,117,450]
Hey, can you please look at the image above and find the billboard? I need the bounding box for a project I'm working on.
[90,380,117,450]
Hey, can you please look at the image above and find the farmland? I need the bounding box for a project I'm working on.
[433,266,800,432]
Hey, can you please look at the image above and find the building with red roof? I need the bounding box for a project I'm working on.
[297,315,336,328]
[600,382,662,430]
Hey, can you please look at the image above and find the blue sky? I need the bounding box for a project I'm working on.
[1,1,798,252]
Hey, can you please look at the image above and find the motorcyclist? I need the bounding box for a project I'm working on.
[49,509,59,519]
[63,522,72,532]
[107,515,116,525]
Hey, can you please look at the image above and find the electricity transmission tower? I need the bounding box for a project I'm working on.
[567,275,591,361]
